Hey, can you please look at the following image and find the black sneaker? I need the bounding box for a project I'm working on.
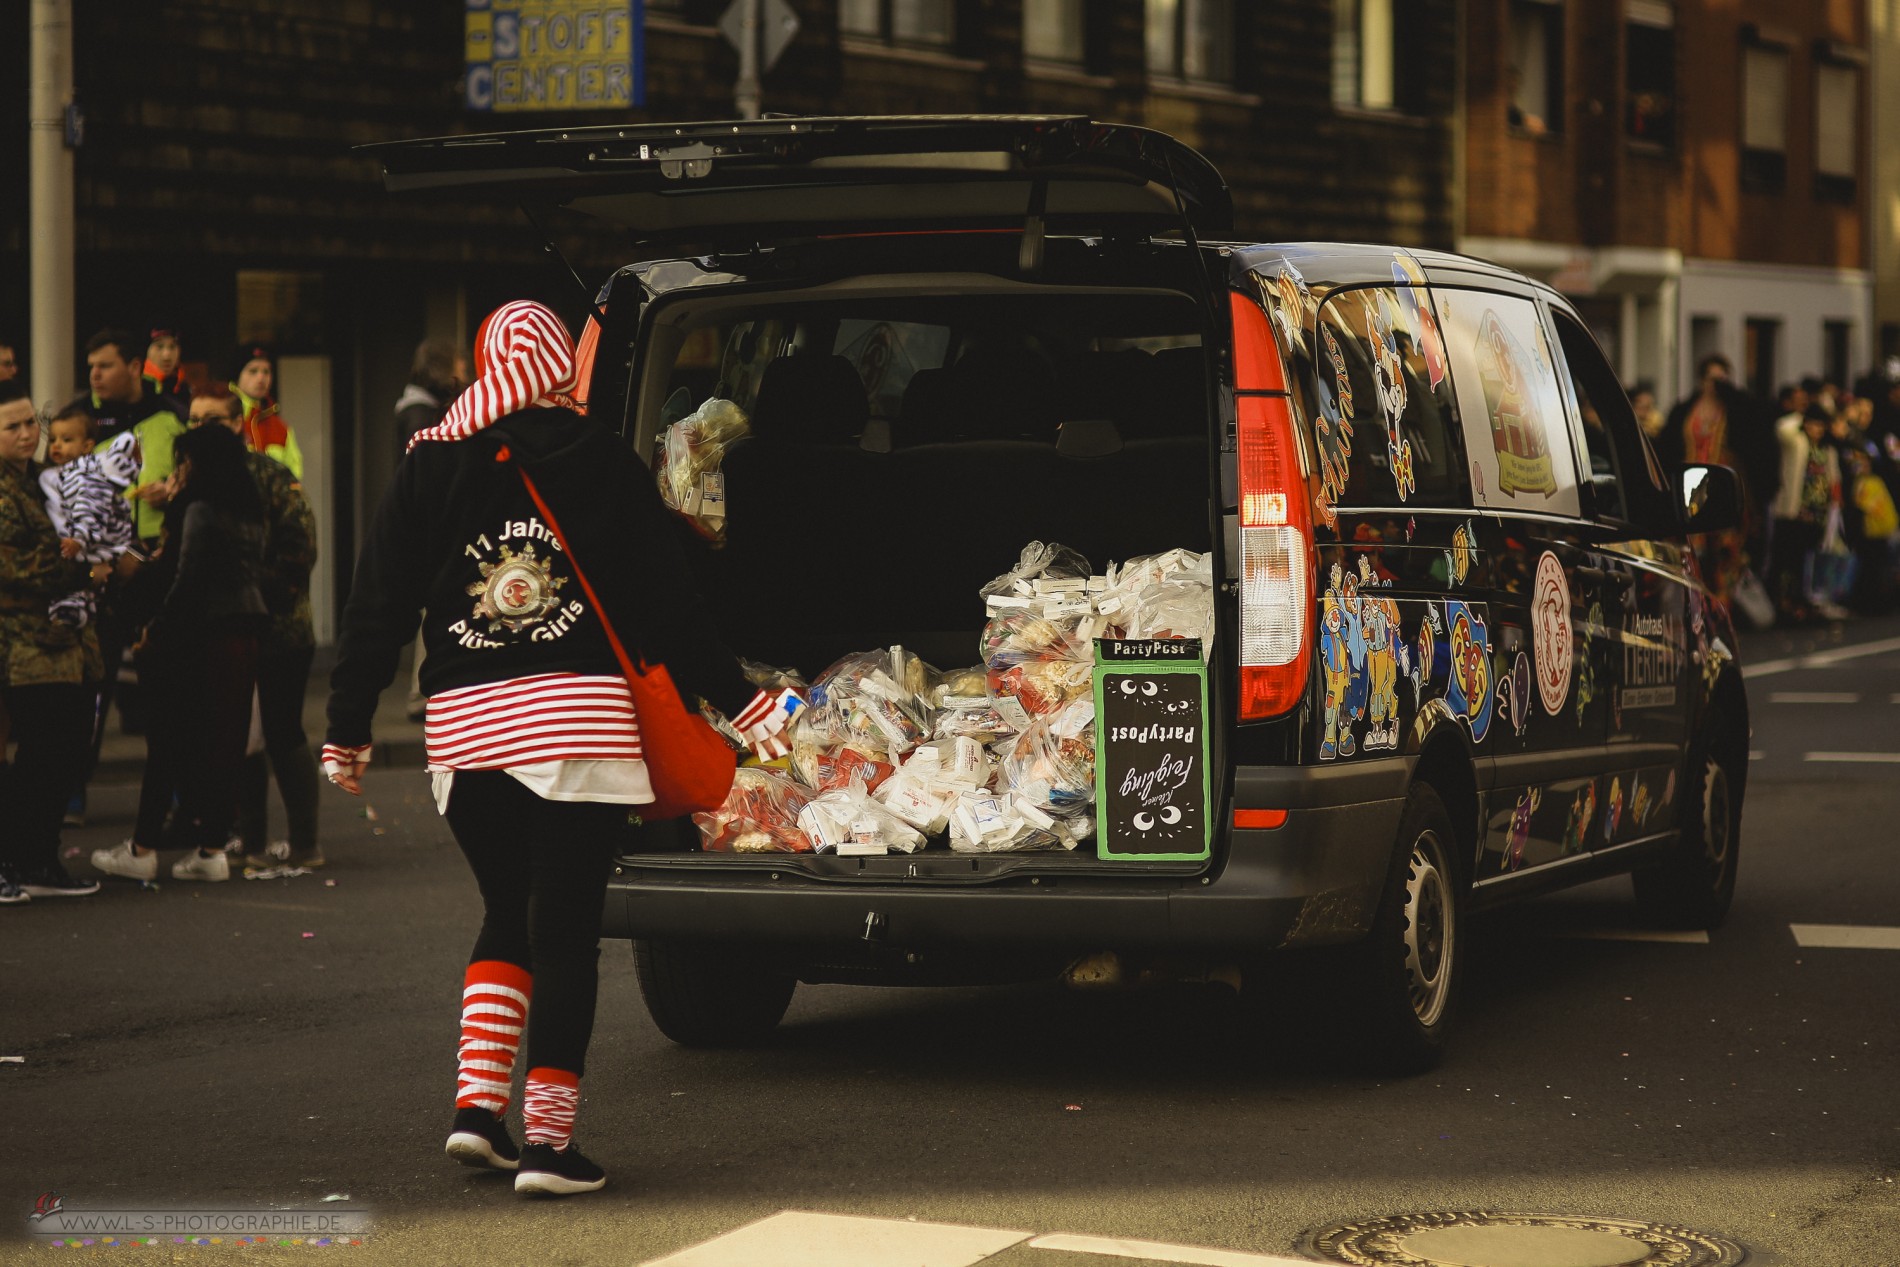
[0,875,29,906]
[16,865,100,898]
[445,1107,519,1171]
[513,1142,606,1196]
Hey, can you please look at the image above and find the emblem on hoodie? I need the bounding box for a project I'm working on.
[467,541,568,634]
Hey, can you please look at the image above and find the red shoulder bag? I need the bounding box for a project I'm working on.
[502,450,737,821]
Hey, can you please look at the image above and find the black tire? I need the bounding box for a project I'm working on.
[632,940,796,1047]
[1632,718,1743,930]
[1337,783,1463,1075]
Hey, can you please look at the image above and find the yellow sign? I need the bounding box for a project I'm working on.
[465,1,642,112]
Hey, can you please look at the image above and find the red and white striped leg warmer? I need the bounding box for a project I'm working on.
[455,960,532,1115]
[522,1067,580,1149]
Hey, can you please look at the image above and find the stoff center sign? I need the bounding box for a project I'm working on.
[466,0,645,112]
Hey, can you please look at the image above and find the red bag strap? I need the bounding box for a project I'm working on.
[496,445,648,681]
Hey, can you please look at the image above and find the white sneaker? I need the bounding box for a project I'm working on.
[92,841,158,882]
[171,849,231,882]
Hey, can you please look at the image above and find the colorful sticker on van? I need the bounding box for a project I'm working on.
[1444,599,1493,743]
[1562,781,1596,855]
[1361,292,1416,502]
[1391,253,1448,389]
[1445,520,1475,586]
[1267,258,1312,355]
[1505,786,1542,870]
[1604,775,1624,840]
[1532,550,1573,715]
[1498,649,1532,738]
[1312,323,1355,530]
[1474,309,1560,499]
[1318,561,1360,761]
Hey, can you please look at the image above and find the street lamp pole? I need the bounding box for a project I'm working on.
[735,0,761,120]
[28,0,75,409]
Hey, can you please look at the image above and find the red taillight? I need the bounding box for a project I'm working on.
[1233,808,1288,830]
[1231,292,1313,721]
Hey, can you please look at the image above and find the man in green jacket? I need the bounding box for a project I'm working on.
[75,328,186,547]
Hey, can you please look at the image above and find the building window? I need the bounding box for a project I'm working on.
[1146,0,1236,86]
[1024,0,1086,65]
[841,0,954,47]
[1814,60,1859,203]
[1333,0,1395,110]
[1740,41,1788,193]
[1744,317,1780,401]
[1823,321,1852,390]
[1624,0,1674,147]
[1508,0,1563,135]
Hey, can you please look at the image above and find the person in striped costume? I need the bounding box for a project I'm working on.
[323,301,790,1197]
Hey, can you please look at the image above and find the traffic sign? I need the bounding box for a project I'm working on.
[719,0,799,73]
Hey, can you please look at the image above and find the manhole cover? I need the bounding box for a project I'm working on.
[1307,1212,1746,1267]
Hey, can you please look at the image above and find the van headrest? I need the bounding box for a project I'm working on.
[752,354,870,445]
[1056,418,1124,458]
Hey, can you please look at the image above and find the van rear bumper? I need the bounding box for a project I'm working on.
[602,759,1412,954]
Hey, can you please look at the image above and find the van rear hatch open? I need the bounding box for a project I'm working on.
[361,115,1231,249]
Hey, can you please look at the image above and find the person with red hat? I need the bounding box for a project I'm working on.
[322,300,792,1197]
[231,345,302,478]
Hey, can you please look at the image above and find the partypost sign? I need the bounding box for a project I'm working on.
[466,1,644,112]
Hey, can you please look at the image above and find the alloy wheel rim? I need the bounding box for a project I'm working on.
[1402,831,1452,1027]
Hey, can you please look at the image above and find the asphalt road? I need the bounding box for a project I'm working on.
[5,619,1900,1266]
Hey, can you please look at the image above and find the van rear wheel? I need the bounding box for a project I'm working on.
[632,940,796,1047]
[1338,783,1462,1075]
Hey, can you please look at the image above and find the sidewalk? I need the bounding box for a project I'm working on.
[94,648,428,781]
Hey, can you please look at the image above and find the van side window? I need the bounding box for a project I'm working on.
[1435,288,1583,519]
[1310,287,1463,513]
[1548,309,1677,533]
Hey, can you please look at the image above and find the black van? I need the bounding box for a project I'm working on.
[369,116,1750,1072]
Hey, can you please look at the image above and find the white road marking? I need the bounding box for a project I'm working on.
[639,1212,1030,1267]
[1791,924,1900,950]
[1743,634,1900,679]
[1553,928,1711,944]
[1803,752,1900,764]
[1027,1233,1320,1267]
[1768,691,1860,704]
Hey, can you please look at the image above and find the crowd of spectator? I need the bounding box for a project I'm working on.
[0,328,319,904]
[1639,354,1900,629]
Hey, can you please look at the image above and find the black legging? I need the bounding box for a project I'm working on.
[444,770,625,1074]
[0,682,92,877]
[237,643,321,853]
[133,623,260,850]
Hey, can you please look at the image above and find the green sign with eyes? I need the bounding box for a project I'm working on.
[1093,640,1212,862]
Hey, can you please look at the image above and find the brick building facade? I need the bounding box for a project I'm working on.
[3,0,1460,638]
[1461,0,1877,405]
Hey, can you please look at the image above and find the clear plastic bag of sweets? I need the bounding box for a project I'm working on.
[797,779,928,856]
[695,767,815,853]
[659,398,749,542]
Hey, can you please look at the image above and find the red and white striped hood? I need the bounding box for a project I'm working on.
[406,300,578,452]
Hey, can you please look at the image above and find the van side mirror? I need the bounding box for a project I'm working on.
[1680,463,1741,534]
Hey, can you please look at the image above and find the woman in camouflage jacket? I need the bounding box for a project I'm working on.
[0,382,102,902]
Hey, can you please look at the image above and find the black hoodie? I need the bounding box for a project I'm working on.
[326,407,754,749]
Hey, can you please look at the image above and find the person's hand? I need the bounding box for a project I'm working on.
[322,743,373,796]
[89,561,111,588]
[114,551,143,582]
[135,481,170,506]
[60,537,82,558]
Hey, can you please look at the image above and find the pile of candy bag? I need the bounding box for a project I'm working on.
[689,540,1212,856]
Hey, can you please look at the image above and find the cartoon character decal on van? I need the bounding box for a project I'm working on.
[1474,309,1559,500]
[1445,520,1474,586]
[1267,258,1312,355]
[1318,562,1356,761]
[1361,291,1415,503]
[1532,551,1573,715]
[1391,252,1447,389]
[1604,776,1624,840]
[1444,600,1493,743]
[1497,649,1532,739]
[1313,324,1355,529]
[1574,599,1604,723]
[1359,573,1402,751]
[1411,604,1442,709]
[1562,781,1597,855]
[1505,785,1543,870]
